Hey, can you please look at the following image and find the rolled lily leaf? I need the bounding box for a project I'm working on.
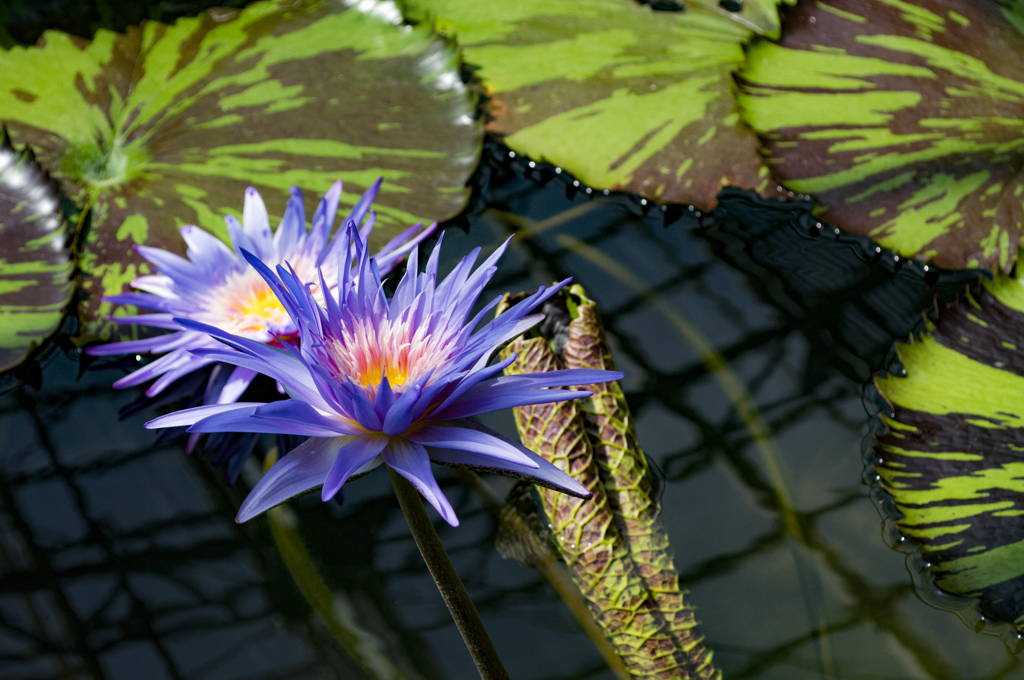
[0,0,481,337]
[502,334,690,677]
[0,128,72,372]
[875,274,1024,630]
[500,287,720,679]
[562,285,710,670]
[738,0,1024,272]
[406,0,773,210]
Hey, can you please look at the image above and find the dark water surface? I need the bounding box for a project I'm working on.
[1,140,1021,679]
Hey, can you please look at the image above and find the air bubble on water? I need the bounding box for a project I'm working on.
[640,199,647,205]
[687,205,695,211]
[509,151,516,158]
[602,189,610,195]
[135,355,143,361]
[573,180,580,187]
[555,168,562,174]
[528,161,536,168]
[834,228,841,235]
[875,246,882,253]
[585,187,592,194]
[894,255,900,262]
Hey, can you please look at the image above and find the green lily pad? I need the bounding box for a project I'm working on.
[875,273,1024,630]
[0,128,72,372]
[407,0,773,209]
[738,0,1024,272]
[0,0,481,337]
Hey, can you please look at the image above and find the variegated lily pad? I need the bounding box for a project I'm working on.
[0,0,481,337]
[875,273,1024,630]
[407,0,774,209]
[0,128,72,371]
[738,0,1024,272]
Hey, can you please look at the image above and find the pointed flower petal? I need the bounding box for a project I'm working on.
[405,423,539,469]
[322,434,389,501]
[383,438,459,527]
[237,436,353,522]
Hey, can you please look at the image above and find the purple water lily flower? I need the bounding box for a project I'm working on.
[87,180,435,438]
[145,226,622,526]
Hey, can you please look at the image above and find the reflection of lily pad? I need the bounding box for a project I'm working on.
[0,0,481,337]
[875,274,1024,630]
[738,0,1024,272]
[407,0,773,209]
[0,128,72,372]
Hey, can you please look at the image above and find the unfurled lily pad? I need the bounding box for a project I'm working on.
[738,0,1024,272]
[0,0,481,337]
[875,274,1024,629]
[0,128,72,372]
[407,0,773,209]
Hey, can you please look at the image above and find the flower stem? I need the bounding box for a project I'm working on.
[387,467,510,680]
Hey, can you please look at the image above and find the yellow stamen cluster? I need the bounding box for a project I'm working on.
[205,253,321,339]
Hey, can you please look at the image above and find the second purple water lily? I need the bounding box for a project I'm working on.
[146,226,621,525]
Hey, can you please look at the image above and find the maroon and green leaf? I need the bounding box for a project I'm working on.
[739,0,1024,271]
[0,128,72,372]
[875,273,1024,630]
[0,0,481,337]
[406,0,776,210]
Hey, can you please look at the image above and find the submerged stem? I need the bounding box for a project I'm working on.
[387,467,510,680]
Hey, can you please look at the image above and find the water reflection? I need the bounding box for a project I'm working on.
[0,356,436,679]
[0,141,1020,679]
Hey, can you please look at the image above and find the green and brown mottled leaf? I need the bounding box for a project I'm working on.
[563,286,715,678]
[0,0,481,337]
[499,288,719,679]
[0,128,72,372]
[406,0,774,209]
[875,273,1024,630]
[738,0,1024,272]
[503,334,691,678]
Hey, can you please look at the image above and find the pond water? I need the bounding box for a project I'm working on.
[1,138,1019,680]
